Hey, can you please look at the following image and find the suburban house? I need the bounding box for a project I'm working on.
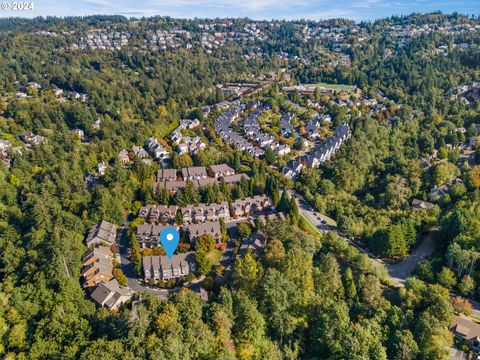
[429,179,463,202]
[177,143,189,154]
[132,145,149,159]
[143,252,196,280]
[136,223,179,248]
[450,315,480,352]
[182,166,208,180]
[230,195,273,218]
[238,231,267,257]
[280,112,294,137]
[157,168,178,182]
[282,159,304,179]
[117,150,130,165]
[305,119,321,139]
[85,220,117,248]
[274,144,291,156]
[90,279,133,311]
[98,162,107,176]
[209,163,235,178]
[138,204,179,223]
[145,136,169,162]
[187,221,222,244]
[412,199,435,210]
[0,139,11,151]
[469,136,479,148]
[182,202,230,224]
[429,185,450,202]
[21,132,47,146]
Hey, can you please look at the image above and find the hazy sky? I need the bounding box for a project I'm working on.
[0,0,479,21]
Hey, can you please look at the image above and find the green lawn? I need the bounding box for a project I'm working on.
[314,82,355,90]
[206,249,222,265]
[300,214,323,236]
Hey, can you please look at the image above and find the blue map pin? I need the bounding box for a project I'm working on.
[160,227,180,260]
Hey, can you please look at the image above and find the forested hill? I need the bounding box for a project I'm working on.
[0,12,478,359]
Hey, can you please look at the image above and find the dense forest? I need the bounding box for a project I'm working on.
[0,12,479,359]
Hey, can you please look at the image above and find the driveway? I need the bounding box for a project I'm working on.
[387,232,437,286]
[450,347,468,360]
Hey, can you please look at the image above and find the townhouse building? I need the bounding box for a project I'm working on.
[143,252,196,280]
[85,220,117,248]
[229,195,273,218]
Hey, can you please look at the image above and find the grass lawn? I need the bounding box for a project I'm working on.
[300,214,323,237]
[314,81,355,90]
[206,249,223,265]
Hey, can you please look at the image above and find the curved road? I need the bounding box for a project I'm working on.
[290,189,437,287]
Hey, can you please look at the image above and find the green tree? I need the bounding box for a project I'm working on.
[112,268,128,287]
[437,267,457,290]
[233,252,263,293]
[264,147,276,165]
[237,222,252,239]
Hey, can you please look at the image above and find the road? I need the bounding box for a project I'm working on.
[289,189,437,287]
[387,232,437,286]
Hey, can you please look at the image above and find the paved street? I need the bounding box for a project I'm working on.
[387,232,437,286]
[289,189,438,287]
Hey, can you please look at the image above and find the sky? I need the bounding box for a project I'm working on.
[0,0,479,21]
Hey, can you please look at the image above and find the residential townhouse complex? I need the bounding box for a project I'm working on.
[209,163,235,178]
[81,220,133,311]
[229,195,273,218]
[143,252,197,280]
[85,220,117,248]
[82,245,114,288]
[182,166,208,180]
[135,195,274,247]
[135,202,229,247]
[214,104,265,158]
[136,223,178,248]
[155,164,249,193]
[138,205,179,223]
[187,221,222,244]
[302,122,351,168]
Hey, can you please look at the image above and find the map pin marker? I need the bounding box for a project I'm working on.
[160,227,180,260]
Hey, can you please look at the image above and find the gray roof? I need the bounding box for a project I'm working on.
[143,252,196,271]
[209,163,235,175]
[90,279,133,309]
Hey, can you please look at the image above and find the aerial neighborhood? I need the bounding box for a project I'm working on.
[4,12,480,360]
